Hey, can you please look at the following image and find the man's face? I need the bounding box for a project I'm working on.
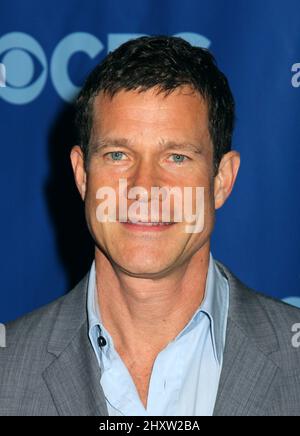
[72,86,236,278]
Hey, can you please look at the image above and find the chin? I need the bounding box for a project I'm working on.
[110,253,177,278]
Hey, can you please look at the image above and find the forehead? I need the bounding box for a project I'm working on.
[91,86,209,143]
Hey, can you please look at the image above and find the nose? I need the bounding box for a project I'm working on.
[127,158,162,201]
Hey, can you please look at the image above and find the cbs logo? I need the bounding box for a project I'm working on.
[0,31,211,105]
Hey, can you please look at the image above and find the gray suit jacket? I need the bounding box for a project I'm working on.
[1,261,300,416]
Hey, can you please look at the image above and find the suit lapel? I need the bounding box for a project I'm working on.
[43,321,108,416]
[213,261,280,416]
[42,272,108,416]
[213,318,279,416]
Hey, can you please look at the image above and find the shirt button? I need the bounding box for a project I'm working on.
[98,335,107,347]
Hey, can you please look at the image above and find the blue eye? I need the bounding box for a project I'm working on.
[109,152,125,161]
[171,154,187,163]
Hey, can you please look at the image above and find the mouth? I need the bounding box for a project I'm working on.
[120,221,176,232]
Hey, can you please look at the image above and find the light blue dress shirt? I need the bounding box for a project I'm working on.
[87,253,229,416]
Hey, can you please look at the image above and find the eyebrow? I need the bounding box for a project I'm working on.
[90,137,203,154]
[90,137,130,153]
[157,140,203,154]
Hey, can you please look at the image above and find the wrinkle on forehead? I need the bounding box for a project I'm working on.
[89,86,212,160]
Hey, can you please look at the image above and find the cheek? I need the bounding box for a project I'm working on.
[85,176,106,226]
[204,180,216,216]
[195,177,215,229]
[185,172,214,206]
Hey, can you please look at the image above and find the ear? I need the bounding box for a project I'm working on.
[214,151,240,210]
[70,145,87,201]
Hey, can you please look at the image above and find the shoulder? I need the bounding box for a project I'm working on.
[0,272,90,415]
[0,273,89,391]
[216,260,300,374]
[249,288,300,373]
[2,296,63,363]
[216,258,300,322]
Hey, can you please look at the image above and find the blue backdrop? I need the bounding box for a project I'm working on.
[1,0,300,323]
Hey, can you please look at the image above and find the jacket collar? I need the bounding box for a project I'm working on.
[43,273,108,416]
[213,261,279,416]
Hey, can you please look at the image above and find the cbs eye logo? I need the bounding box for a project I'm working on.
[0,32,47,104]
[0,31,210,105]
[0,31,103,104]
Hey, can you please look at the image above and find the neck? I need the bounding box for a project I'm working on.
[94,243,210,358]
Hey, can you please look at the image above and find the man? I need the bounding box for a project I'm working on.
[1,36,300,416]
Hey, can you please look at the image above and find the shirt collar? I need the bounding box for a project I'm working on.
[87,252,229,365]
[198,252,229,363]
